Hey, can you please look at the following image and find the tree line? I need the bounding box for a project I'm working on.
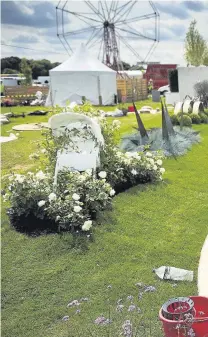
[1,57,61,79]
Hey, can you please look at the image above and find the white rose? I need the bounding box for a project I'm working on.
[79,175,86,182]
[72,193,80,201]
[131,169,138,176]
[153,165,157,171]
[98,171,107,179]
[112,120,121,128]
[156,159,163,166]
[49,193,57,202]
[82,220,92,231]
[148,158,154,165]
[109,189,116,196]
[36,170,46,180]
[126,152,135,158]
[38,200,46,207]
[85,169,92,175]
[15,174,24,183]
[146,152,152,157]
[74,205,82,213]
[136,155,141,161]
[160,168,165,174]
[146,164,151,169]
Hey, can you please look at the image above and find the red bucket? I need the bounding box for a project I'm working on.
[128,105,134,112]
[159,296,208,337]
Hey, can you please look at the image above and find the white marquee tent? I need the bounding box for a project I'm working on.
[46,44,117,106]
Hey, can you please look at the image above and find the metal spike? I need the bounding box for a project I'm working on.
[133,102,149,144]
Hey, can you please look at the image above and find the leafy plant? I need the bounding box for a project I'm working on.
[178,115,192,127]
[190,113,201,124]
[199,112,208,124]
[170,115,180,126]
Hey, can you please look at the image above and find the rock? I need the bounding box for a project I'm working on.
[3,112,12,118]
[0,117,10,125]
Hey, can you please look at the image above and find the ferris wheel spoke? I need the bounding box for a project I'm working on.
[99,2,107,21]
[98,35,104,60]
[85,1,104,21]
[64,26,100,37]
[87,28,103,49]
[86,27,102,46]
[114,1,137,24]
[117,26,155,41]
[103,1,110,21]
[116,31,143,61]
[110,1,119,21]
[111,1,133,23]
[62,8,102,24]
[116,13,157,26]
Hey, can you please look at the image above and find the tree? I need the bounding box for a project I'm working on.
[2,68,19,74]
[121,61,131,70]
[202,49,208,66]
[185,20,207,66]
[20,58,32,85]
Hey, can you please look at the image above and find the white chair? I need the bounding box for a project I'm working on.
[49,112,104,183]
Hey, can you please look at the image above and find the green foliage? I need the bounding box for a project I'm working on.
[178,115,192,127]
[185,20,207,66]
[190,113,201,124]
[1,101,208,337]
[1,56,61,79]
[199,112,208,124]
[170,114,180,125]
[20,58,32,85]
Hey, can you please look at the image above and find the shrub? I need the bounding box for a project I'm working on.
[190,113,201,124]
[178,115,192,127]
[5,102,165,233]
[170,114,180,126]
[199,112,208,124]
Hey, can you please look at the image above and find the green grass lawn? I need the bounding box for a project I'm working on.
[1,101,208,337]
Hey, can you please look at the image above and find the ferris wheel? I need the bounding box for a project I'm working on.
[56,1,160,71]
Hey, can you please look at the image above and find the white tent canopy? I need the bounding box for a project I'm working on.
[46,44,117,106]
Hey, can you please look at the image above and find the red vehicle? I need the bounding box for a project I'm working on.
[144,64,177,90]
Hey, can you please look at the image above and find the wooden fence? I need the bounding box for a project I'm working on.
[4,86,49,98]
[117,78,148,103]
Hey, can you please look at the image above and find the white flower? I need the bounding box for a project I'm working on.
[41,149,46,154]
[56,215,60,221]
[131,169,138,176]
[36,170,46,180]
[148,158,155,165]
[38,200,46,207]
[82,220,92,231]
[109,189,116,196]
[156,159,163,166]
[146,152,152,157]
[160,167,165,174]
[98,171,107,179]
[135,155,141,161]
[125,152,135,158]
[153,165,157,171]
[15,174,25,183]
[72,193,80,201]
[85,169,92,175]
[74,205,82,213]
[112,120,121,128]
[79,175,86,182]
[146,164,151,169]
[49,193,56,202]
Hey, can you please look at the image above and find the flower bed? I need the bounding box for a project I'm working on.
[3,102,165,234]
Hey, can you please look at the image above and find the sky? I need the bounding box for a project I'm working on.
[1,0,208,66]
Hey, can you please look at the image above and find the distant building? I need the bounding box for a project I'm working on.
[0,76,26,86]
[143,64,177,89]
[37,76,50,85]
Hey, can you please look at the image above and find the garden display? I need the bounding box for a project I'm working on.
[120,100,201,157]
[4,102,165,234]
